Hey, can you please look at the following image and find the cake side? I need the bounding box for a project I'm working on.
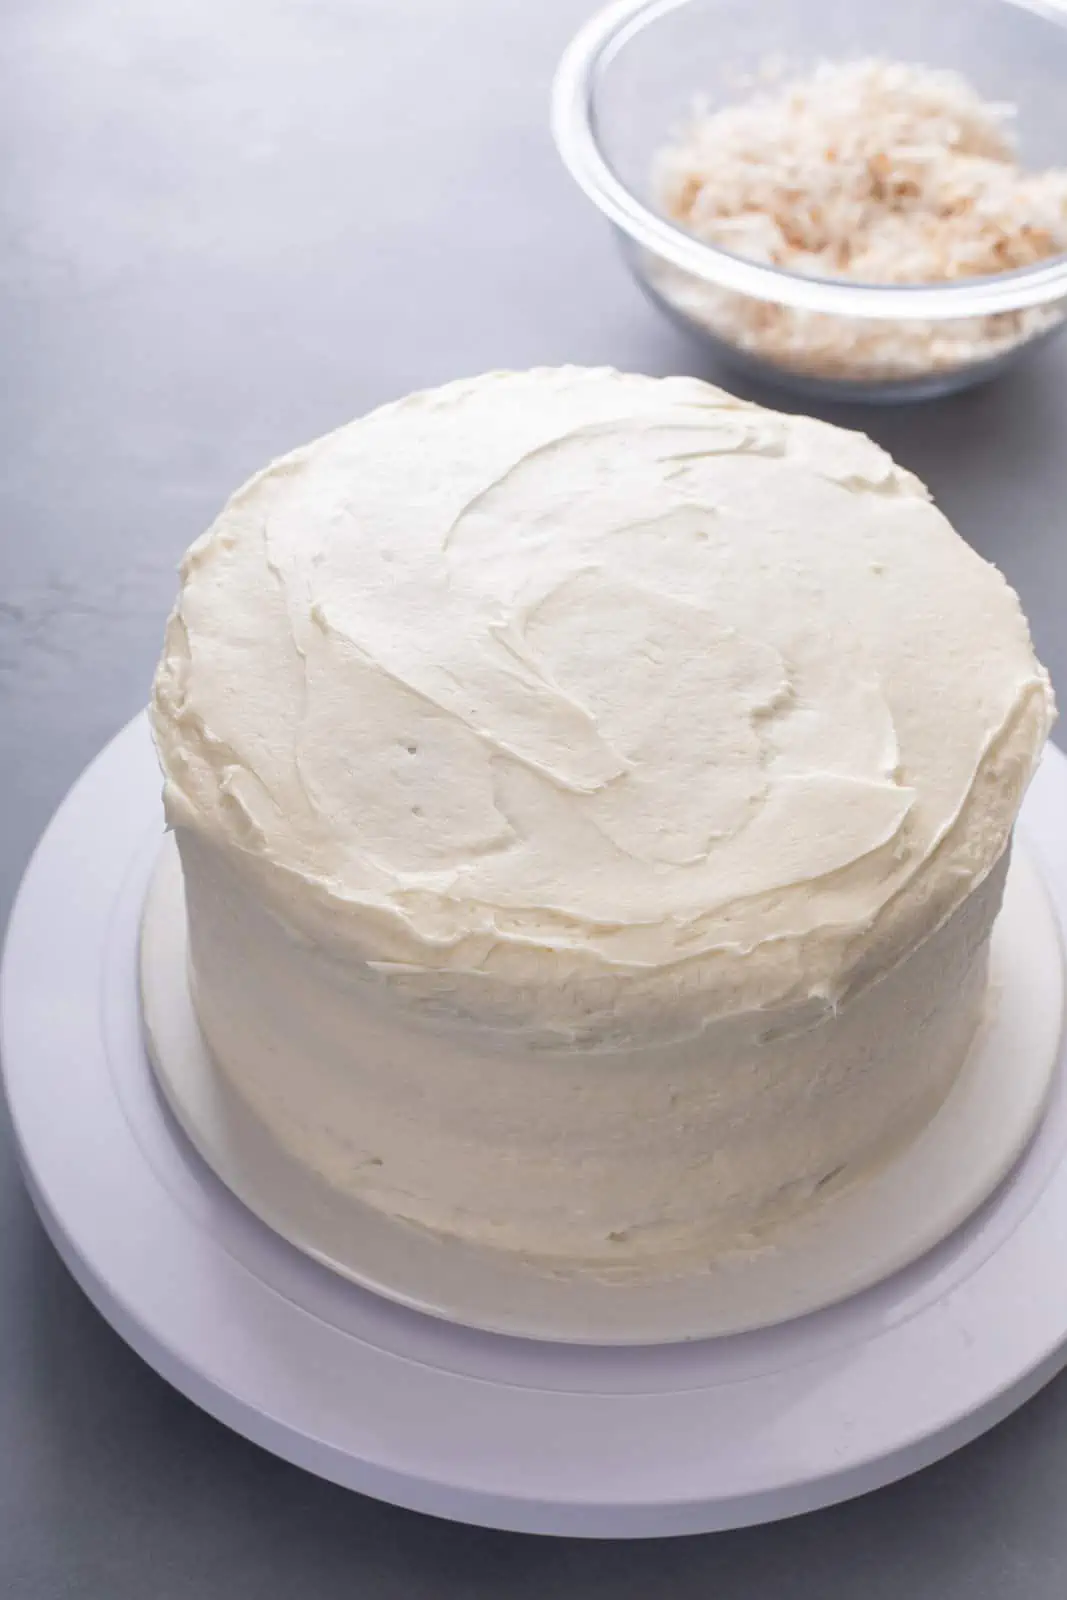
[174,823,1007,1270]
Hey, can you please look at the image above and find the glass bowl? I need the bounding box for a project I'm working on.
[552,0,1067,402]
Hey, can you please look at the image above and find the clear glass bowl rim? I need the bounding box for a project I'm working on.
[551,0,1067,321]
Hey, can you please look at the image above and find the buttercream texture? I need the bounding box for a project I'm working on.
[151,369,1053,1269]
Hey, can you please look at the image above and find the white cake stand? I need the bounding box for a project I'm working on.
[2,713,1067,1537]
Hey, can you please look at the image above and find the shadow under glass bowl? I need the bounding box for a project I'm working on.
[552,0,1067,403]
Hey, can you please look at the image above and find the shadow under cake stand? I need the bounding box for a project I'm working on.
[2,713,1066,1536]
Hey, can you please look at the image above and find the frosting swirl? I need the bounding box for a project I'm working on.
[152,368,1053,1044]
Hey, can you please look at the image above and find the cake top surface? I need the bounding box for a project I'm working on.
[152,367,1053,1022]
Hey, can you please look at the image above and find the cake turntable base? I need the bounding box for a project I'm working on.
[3,713,1067,1537]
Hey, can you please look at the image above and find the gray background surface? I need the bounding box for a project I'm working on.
[2,1,1066,1594]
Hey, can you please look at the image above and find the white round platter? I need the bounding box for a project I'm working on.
[2,712,1066,1537]
[140,831,1062,1344]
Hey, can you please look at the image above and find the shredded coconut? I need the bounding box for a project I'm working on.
[651,58,1067,383]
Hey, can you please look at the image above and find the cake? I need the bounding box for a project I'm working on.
[150,367,1054,1274]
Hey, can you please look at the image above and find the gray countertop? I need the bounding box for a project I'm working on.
[2,1,1067,1594]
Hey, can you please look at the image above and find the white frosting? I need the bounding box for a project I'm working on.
[151,368,1054,1269]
